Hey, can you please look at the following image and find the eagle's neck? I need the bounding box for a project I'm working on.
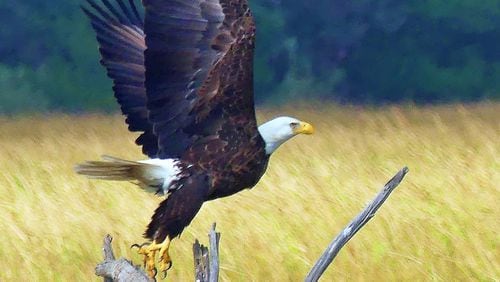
[262,139,285,155]
[260,135,289,155]
[258,119,296,155]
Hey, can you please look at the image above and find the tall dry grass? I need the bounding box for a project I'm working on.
[0,103,498,281]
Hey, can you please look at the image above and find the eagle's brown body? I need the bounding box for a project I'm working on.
[146,137,269,241]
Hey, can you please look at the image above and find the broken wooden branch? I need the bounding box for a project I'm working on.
[193,239,209,281]
[304,167,409,282]
[95,224,220,282]
[193,223,221,282]
[95,234,152,282]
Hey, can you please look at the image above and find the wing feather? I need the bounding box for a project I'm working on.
[143,0,260,160]
[85,0,263,161]
[83,0,159,157]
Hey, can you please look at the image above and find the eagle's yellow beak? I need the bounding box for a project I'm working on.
[294,121,315,135]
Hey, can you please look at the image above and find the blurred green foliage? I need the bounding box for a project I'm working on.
[0,0,498,113]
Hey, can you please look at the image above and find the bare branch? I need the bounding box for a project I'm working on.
[208,223,221,282]
[95,234,152,282]
[101,235,115,282]
[304,167,409,282]
[193,239,210,282]
[94,225,220,282]
[193,223,221,282]
[102,234,116,261]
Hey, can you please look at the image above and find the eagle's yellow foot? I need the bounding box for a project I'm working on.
[132,242,158,278]
[131,236,171,279]
[158,237,172,278]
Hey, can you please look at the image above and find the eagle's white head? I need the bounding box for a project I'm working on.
[258,116,314,155]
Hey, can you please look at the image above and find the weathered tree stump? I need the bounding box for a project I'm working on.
[95,235,151,282]
[193,223,220,282]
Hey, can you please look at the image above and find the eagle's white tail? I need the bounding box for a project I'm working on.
[74,155,180,194]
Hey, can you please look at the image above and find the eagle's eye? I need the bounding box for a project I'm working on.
[290,122,299,128]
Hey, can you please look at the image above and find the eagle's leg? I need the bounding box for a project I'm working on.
[132,241,160,278]
[157,236,172,276]
[132,237,172,279]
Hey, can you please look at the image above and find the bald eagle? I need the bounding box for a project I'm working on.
[76,0,314,278]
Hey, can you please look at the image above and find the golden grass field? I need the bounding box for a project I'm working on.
[0,103,498,281]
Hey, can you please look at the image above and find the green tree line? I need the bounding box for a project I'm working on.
[0,0,498,113]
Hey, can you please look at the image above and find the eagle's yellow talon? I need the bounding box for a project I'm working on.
[158,259,172,279]
[131,242,150,249]
[133,236,171,279]
[158,237,172,276]
[158,252,172,276]
[133,242,158,278]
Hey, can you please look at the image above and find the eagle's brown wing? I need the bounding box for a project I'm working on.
[143,0,262,160]
[84,0,261,161]
[83,0,160,157]
[143,0,266,242]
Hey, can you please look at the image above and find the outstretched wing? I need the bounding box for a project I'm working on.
[83,0,159,157]
[143,0,260,159]
[145,173,209,241]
